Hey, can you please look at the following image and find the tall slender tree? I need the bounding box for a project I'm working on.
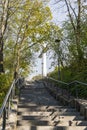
[55,0,87,65]
[0,0,10,73]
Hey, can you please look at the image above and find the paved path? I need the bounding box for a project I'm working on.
[17,81,87,130]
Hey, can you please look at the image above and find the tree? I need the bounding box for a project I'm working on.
[0,0,10,73]
[55,0,87,65]
[3,0,52,78]
[0,0,22,73]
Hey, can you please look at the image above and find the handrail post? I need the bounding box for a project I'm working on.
[13,84,15,98]
[68,84,70,99]
[2,107,6,130]
[75,82,78,99]
[62,86,63,95]
[6,97,10,119]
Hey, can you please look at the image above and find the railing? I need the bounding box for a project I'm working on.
[47,77,68,85]
[45,77,87,99]
[0,78,20,130]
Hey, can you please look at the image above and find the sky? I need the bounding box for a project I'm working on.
[28,0,66,79]
[48,0,67,25]
[28,0,87,79]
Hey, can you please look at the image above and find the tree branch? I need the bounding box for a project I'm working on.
[68,0,78,21]
[64,0,76,32]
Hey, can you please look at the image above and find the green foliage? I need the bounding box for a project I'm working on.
[49,63,87,82]
[0,74,13,107]
[5,0,53,76]
[32,74,42,80]
[0,0,54,106]
[48,67,58,79]
[48,63,87,99]
[62,17,87,68]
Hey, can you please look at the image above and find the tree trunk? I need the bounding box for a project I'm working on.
[0,36,4,73]
[76,0,84,62]
[64,0,84,63]
[0,0,9,73]
[75,31,84,62]
[14,48,20,79]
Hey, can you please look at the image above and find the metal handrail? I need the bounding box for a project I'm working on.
[69,80,87,86]
[0,78,19,130]
[47,77,68,85]
[46,77,87,98]
[47,76,87,86]
[0,80,15,118]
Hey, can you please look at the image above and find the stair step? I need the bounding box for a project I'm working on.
[20,88,46,93]
[17,126,57,130]
[53,120,87,126]
[17,120,51,126]
[18,104,75,110]
[50,111,80,117]
[51,115,84,121]
[17,111,51,116]
[17,126,87,130]
[18,106,48,112]
[18,105,73,112]
[17,115,50,120]
[46,107,76,112]
[64,126,87,130]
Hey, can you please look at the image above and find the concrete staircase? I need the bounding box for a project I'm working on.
[16,81,87,130]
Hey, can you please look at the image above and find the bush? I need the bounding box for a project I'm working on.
[0,73,13,107]
[48,65,87,99]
